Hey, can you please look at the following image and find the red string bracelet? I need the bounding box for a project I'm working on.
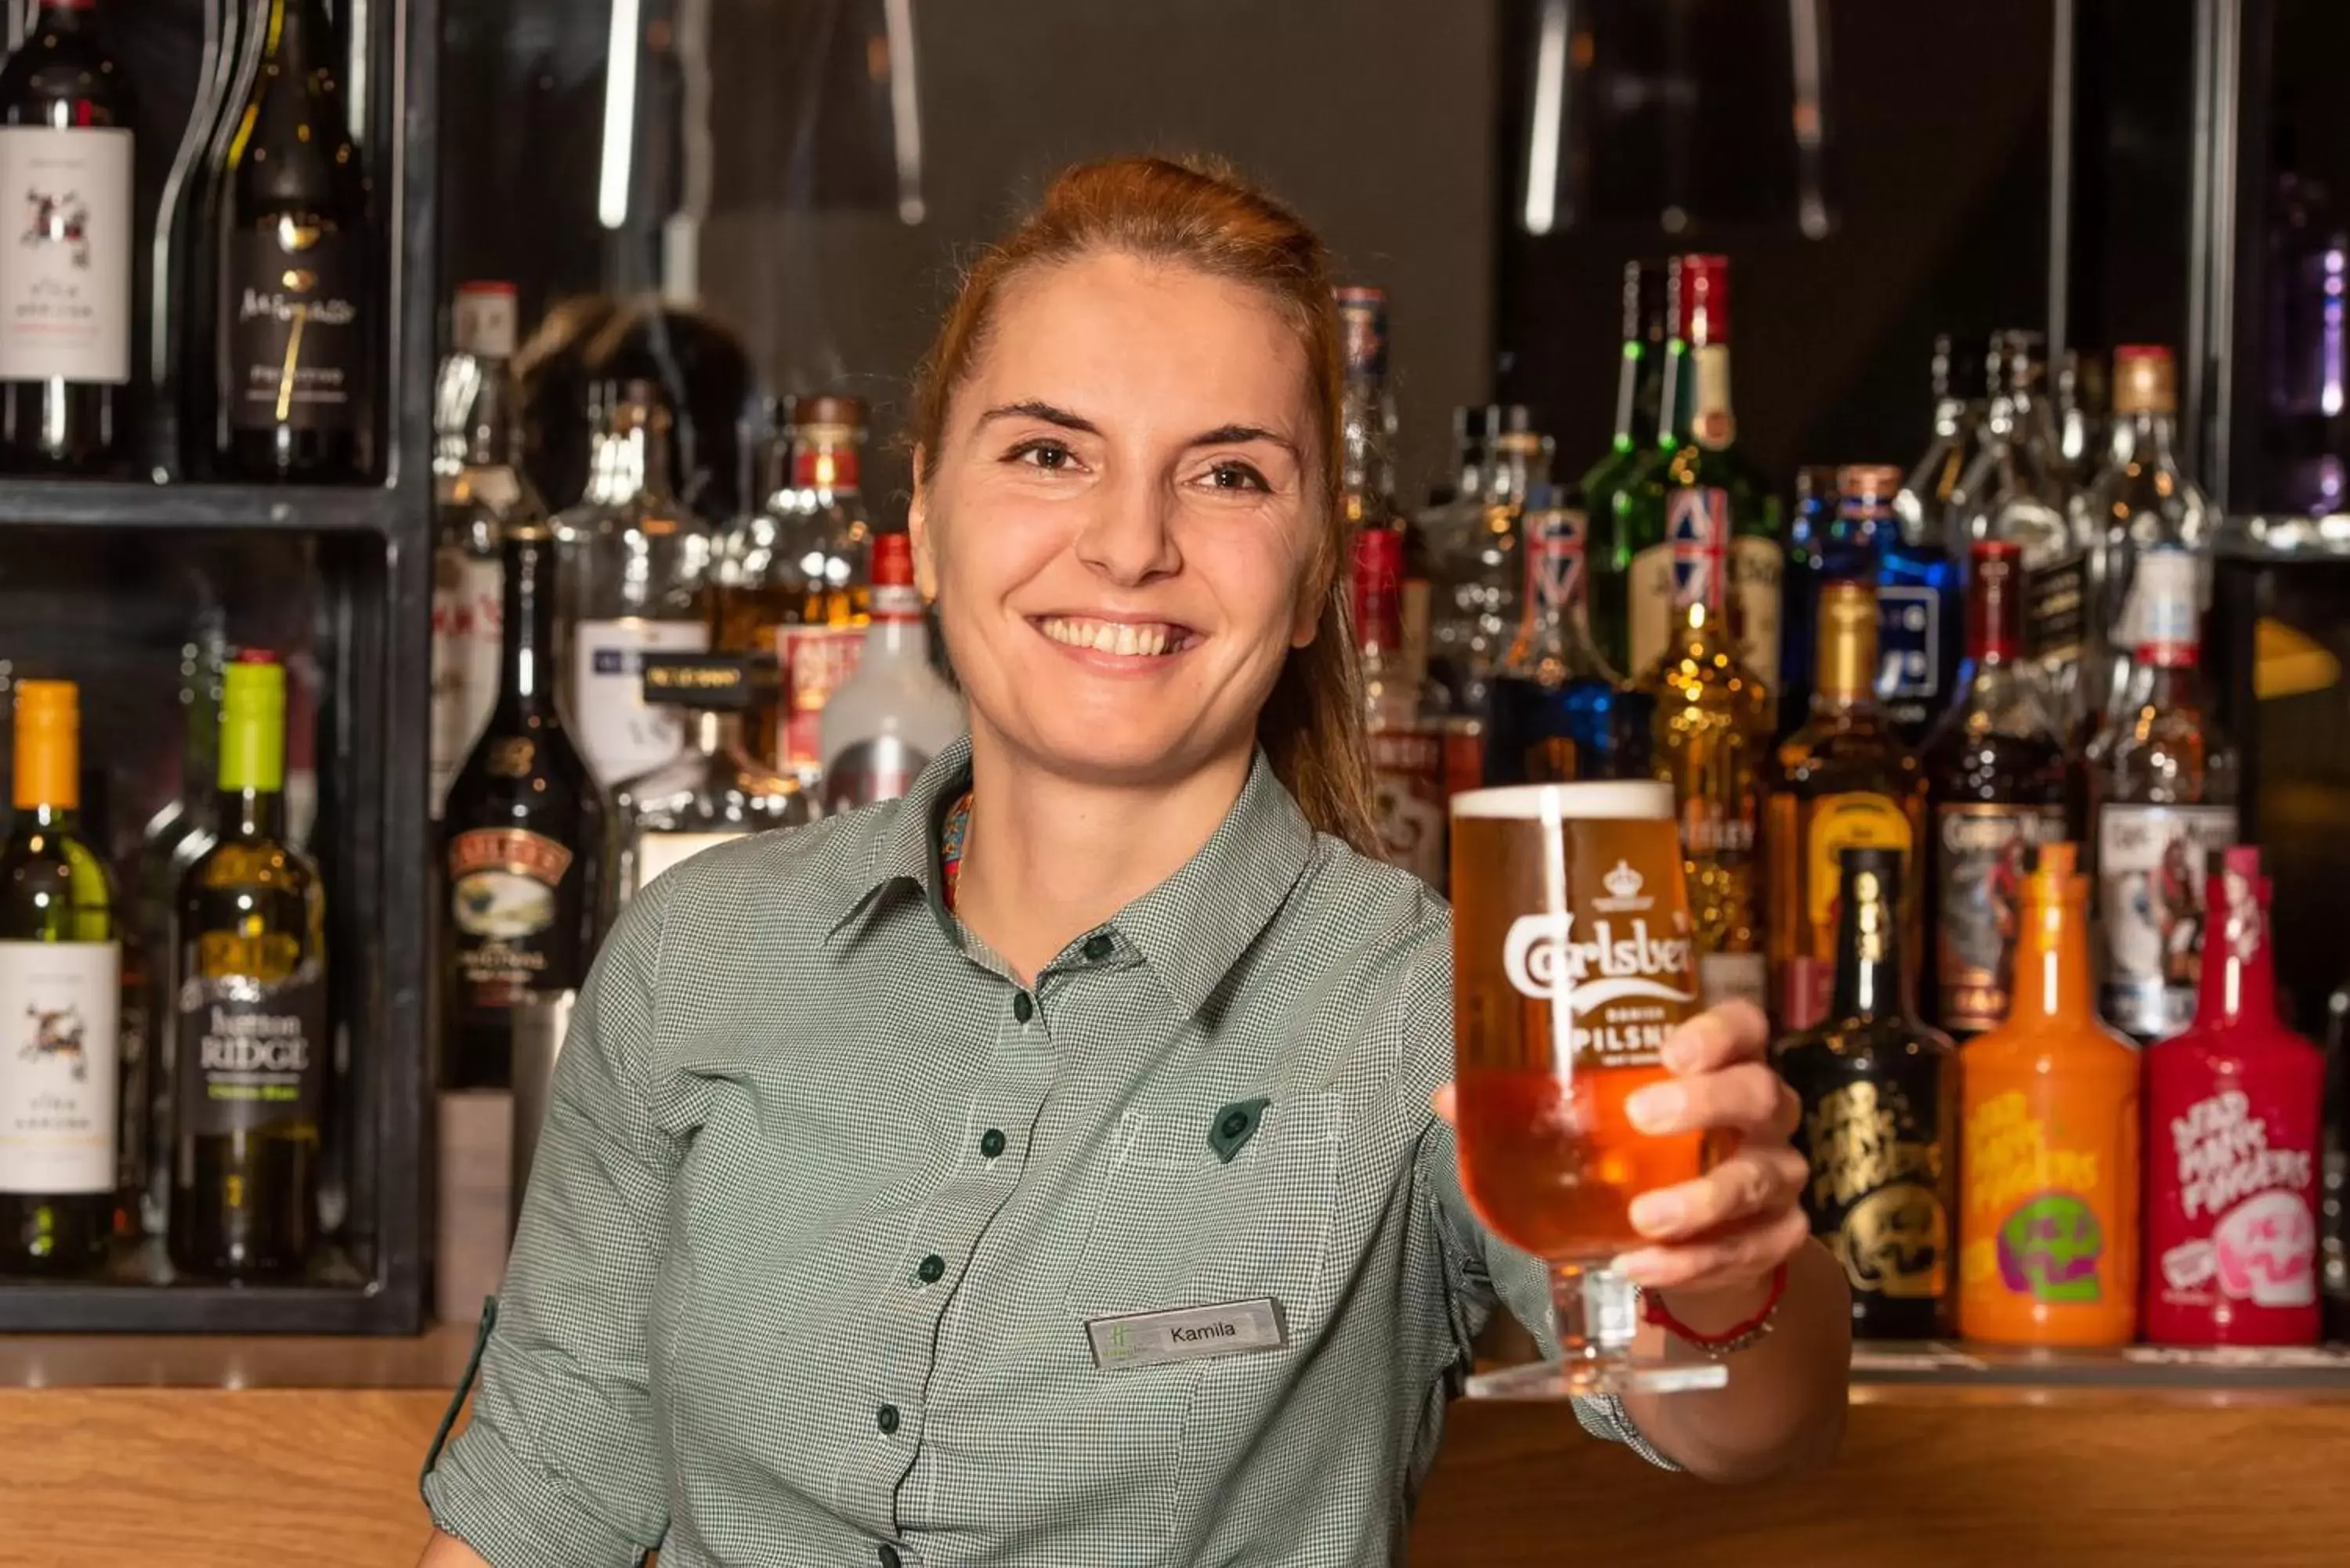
[1639,1260,1789,1357]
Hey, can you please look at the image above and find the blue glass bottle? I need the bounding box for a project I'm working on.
[1484,485,1654,783]
[1778,465,1845,739]
[1846,462,1962,748]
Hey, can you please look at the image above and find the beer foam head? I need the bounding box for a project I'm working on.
[1450,780,1674,822]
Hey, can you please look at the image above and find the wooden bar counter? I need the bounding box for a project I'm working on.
[5,1335,2349,1566]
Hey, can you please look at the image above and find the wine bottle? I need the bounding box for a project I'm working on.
[212,0,370,481]
[0,681,120,1276]
[168,652,328,1280]
[442,524,608,1090]
[0,0,136,473]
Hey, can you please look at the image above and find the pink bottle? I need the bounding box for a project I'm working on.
[2142,846,2325,1345]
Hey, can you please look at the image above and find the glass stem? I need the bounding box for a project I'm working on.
[1551,1261,1641,1368]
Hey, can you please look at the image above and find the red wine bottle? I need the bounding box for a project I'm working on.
[0,0,136,474]
[212,0,370,482]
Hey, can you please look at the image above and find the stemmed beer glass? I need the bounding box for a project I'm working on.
[1448,781,1729,1397]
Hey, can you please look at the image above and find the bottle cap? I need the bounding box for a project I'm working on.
[2218,844,2262,880]
[1677,255,1731,346]
[1835,464,1903,505]
[2112,345,2178,415]
[453,282,519,359]
[795,394,869,429]
[13,679,78,811]
[220,655,288,794]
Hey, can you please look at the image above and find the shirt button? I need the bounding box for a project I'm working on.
[1083,934,1112,962]
[878,1404,901,1435]
[917,1254,945,1284]
[879,1547,902,1568]
[1013,992,1034,1024]
[1220,1109,1250,1139]
[980,1129,1006,1158]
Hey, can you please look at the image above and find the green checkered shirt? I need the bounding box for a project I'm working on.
[422,736,1670,1567]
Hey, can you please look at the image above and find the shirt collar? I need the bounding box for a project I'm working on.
[823,735,1318,1017]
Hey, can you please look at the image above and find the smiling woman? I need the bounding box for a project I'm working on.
[416,153,1846,1568]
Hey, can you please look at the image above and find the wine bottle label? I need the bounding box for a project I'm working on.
[2025,550,2088,664]
[1877,584,1943,699]
[1363,723,1446,889]
[225,227,363,432]
[449,827,579,1006]
[1795,1076,1951,1303]
[428,547,503,817]
[1730,537,1782,690]
[2096,804,2236,1039]
[776,624,868,777]
[573,618,712,787]
[0,127,132,385]
[175,966,326,1139]
[1933,804,2066,1032]
[0,941,120,1195]
[632,830,743,891]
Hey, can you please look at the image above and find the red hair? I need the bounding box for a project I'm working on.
[910,154,1377,854]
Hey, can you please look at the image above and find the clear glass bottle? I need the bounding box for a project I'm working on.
[1958,331,2086,725]
[617,652,811,897]
[430,282,540,818]
[2080,345,2212,740]
[817,532,964,814]
[1426,406,1542,730]
[1636,490,1770,1013]
[2091,547,2238,1043]
[1898,333,1991,555]
[555,378,714,792]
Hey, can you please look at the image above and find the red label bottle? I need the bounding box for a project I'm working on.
[2142,846,2324,1345]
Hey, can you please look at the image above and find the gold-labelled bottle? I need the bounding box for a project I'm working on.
[168,653,327,1279]
[0,681,121,1275]
[1636,500,1770,1011]
[1765,578,1926,1031]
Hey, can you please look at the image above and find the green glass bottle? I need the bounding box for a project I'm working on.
[0,681,121,1275]
[1578,259,1667,674]
[168,652,327,1280]
[1615,254,1785,719]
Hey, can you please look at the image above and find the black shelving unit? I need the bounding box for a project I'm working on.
[0,0,437,1334]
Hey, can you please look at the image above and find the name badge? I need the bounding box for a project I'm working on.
[1086,1297,1289,1371]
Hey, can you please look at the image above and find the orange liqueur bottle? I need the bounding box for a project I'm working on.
[1958,843,2139,1346]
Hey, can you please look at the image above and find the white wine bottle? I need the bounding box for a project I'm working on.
[0,681,121,1276]
[168,652,327,1280]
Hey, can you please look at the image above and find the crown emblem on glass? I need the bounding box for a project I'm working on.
[1603,860,1643,901]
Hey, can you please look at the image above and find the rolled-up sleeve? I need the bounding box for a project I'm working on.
[422,874,678,1566]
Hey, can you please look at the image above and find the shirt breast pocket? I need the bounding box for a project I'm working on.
[1062,1089,1344,1333]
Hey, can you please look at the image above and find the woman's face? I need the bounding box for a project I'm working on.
[912,250,1325,791]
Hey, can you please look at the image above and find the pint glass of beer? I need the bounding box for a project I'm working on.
[1450,780,1729,1397]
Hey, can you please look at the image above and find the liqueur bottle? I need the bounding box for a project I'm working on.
[0,0,135,473]
[1958,844,2139,1346]
[1776,464,1843,741]
[1354,526,1447,887]
[1636,486,1770,1012]
[168,654,328,1280]
[1618,255,1784,703]
[1336,287,1434,692]
[211,0,371,481]
[1484,484,1652,785]
[1774,847,1958,1338]
[442,524,608,1090]
[1764,580,1926,1032]
[2142,847,2324,1346]
[2091,547,2237,1043]
[0,681,120,1275]
[555,380,714,792]
[1921,541,2067,1036]
[616,652,810,898]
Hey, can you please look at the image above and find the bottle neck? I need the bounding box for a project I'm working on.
[1665,337,1736,451]
[2010,886,2098,1024]
[17,802,79,835]
[464,361,523,472]
[792,439,862,494]
[1813,612,1882,716]
[1830,876,1907,1020]
[2118,408,2180,468]
[497,535,561,710]
[689,709,743,757]
[216,787,286,842]
[2195,873,2282,1031]
[1611,336,1660,455]
[585,421,676,507]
